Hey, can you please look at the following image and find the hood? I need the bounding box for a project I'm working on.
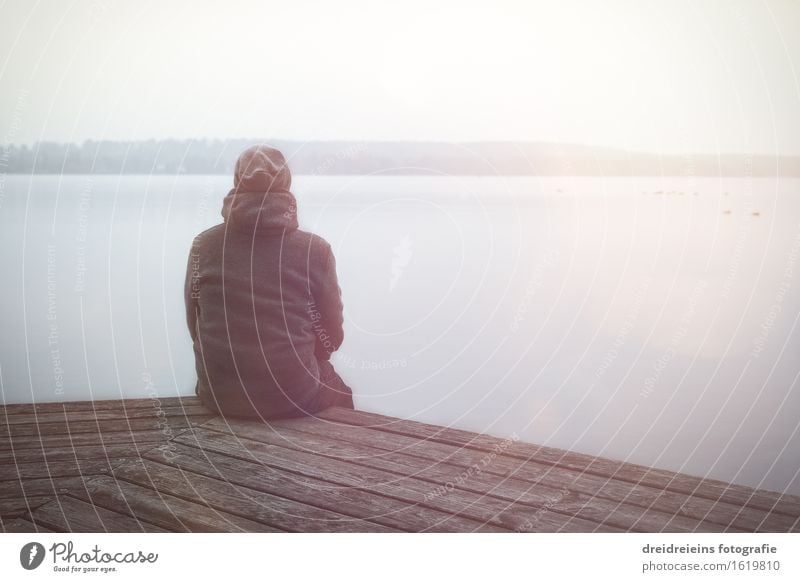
[221,145,299,233]
[233,144,292,193]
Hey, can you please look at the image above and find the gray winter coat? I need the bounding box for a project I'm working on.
[185,146,344,418]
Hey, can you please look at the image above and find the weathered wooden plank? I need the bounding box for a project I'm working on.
[2,517,57,533]
[201,417,721,533]
[28,495,170,533]
[319,407,800,518]
[0,419,197,451]
[0,496,52,517]
[67,476,281,532]
[0,476,91,500]
[0,433,166,452]
[0,396,203,416]
[143,443,502,532]
[0,405,213,427]
[176,428,619,532]
[273,415,795,532]
[111,457,394,532]
[2,415,214,438]
[0,459,119,482]
[0,443,165,465]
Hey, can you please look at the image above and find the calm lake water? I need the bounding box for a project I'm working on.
[1,174,798,494]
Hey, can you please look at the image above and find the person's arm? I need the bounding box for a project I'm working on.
[184,239,200,343]
[310,242,344,359]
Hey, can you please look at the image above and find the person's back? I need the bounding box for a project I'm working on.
[185,145,353,418]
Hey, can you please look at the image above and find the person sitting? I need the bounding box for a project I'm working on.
[184,145,353,419]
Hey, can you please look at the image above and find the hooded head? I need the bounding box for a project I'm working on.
[233,144,292,193]
[221,145,298,234]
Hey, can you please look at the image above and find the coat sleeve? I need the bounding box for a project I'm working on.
[184,239,200,344]
[310,242,344,359]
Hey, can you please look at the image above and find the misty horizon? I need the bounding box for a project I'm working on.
[5,138,800,176]
[9,136,800,155]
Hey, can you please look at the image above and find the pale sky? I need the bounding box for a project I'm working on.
[1,0,799,153]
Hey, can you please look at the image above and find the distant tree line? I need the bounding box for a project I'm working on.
[2,139,797,176]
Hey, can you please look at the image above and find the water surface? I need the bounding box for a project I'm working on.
[1,174,798,494]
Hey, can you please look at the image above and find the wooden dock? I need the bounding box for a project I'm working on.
[1,396,798,533]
